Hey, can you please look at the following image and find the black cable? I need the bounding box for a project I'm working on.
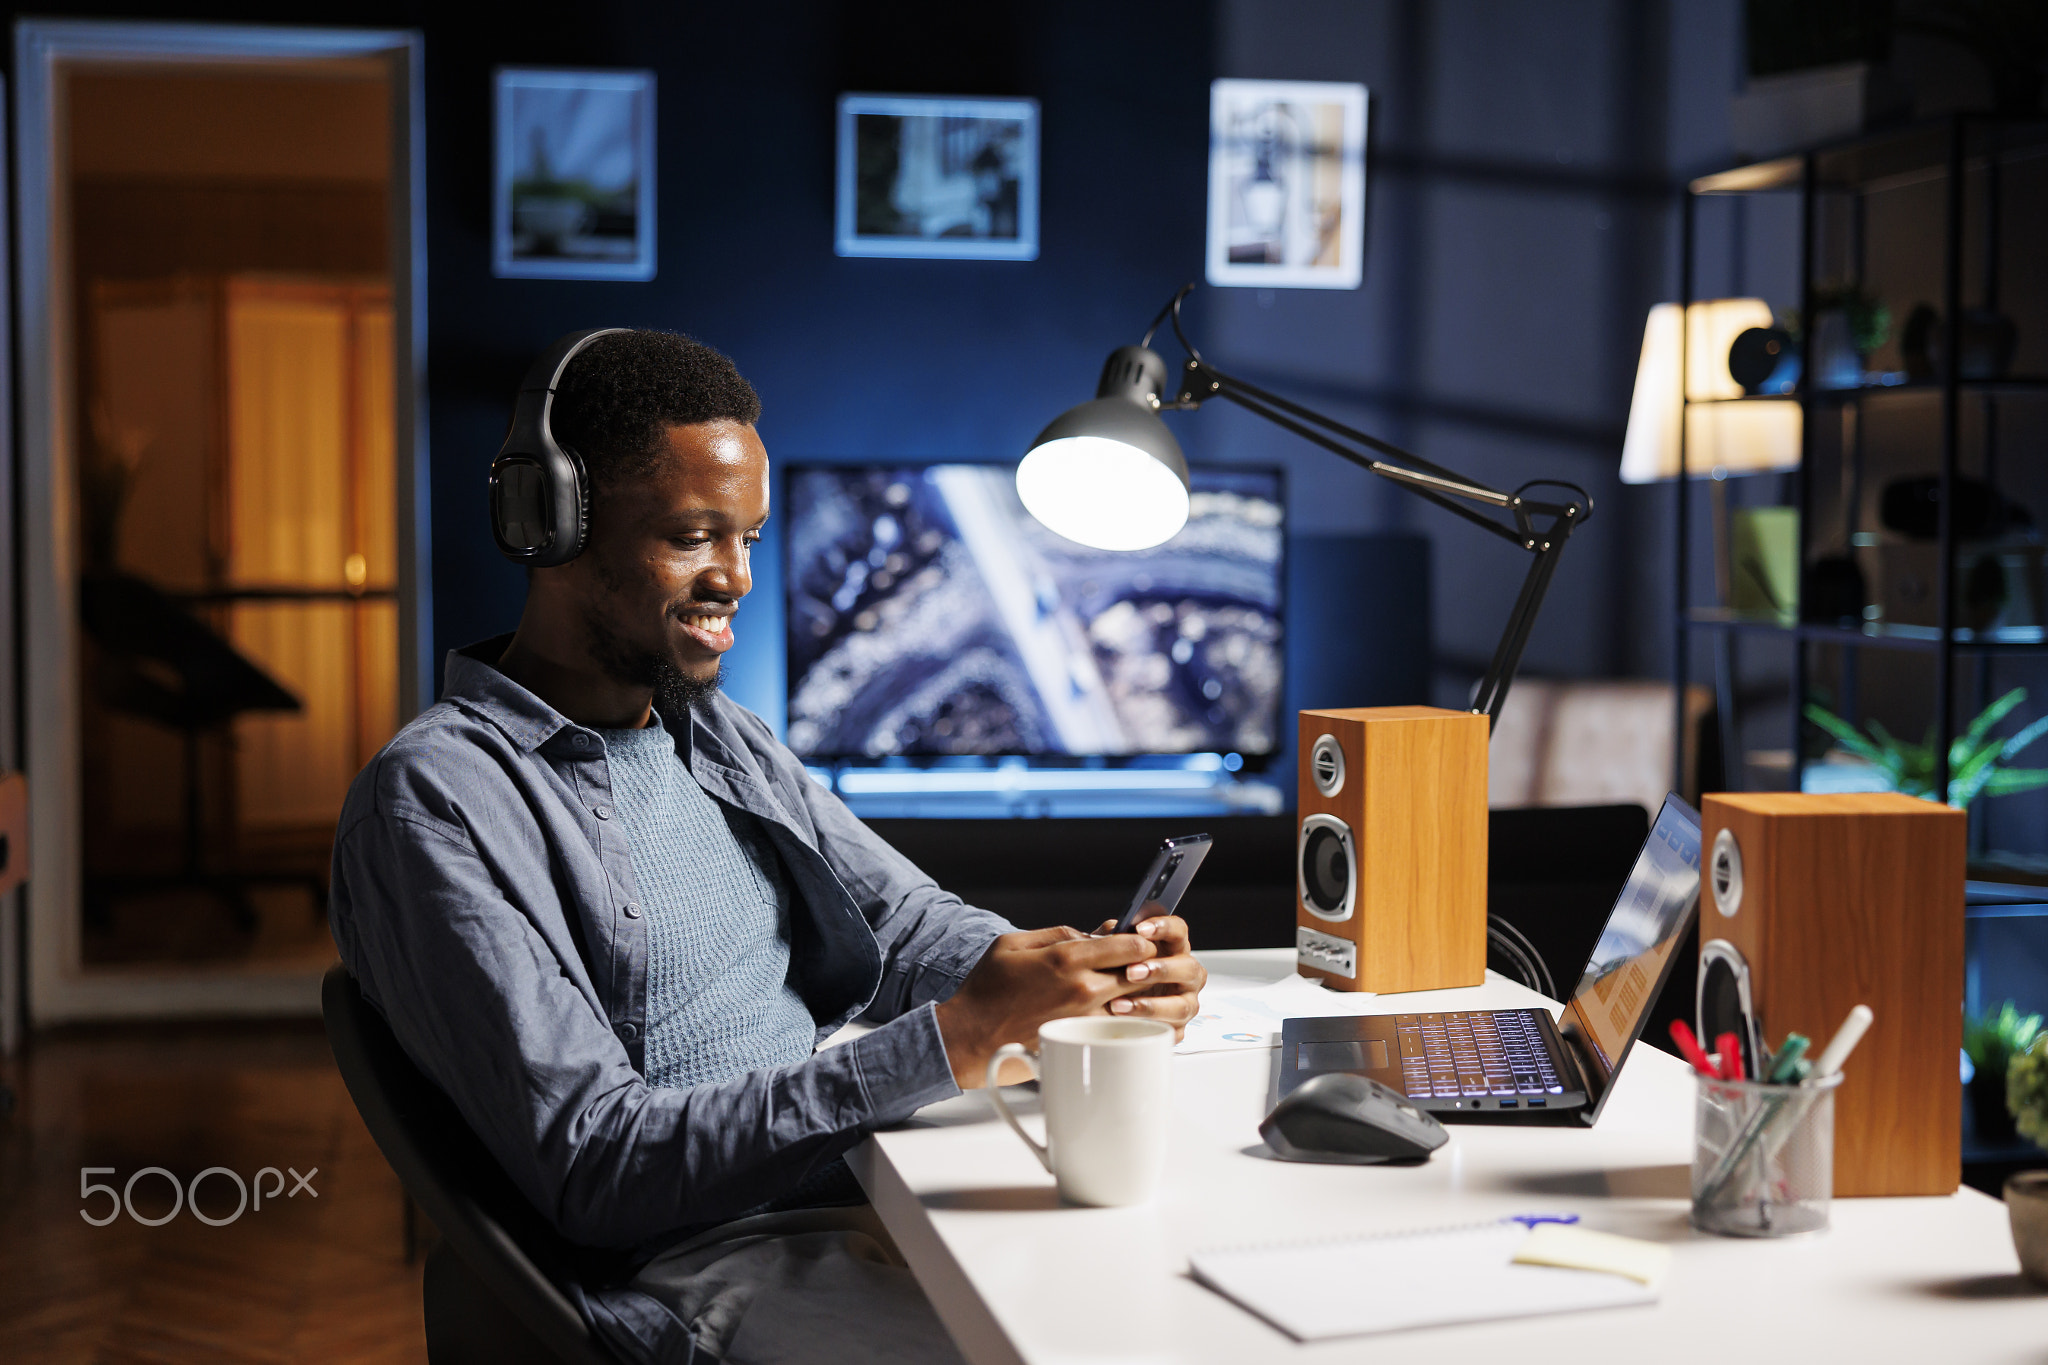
[1512,478,1596,529]
[1139,282,1198,351]
[1485,922,1541,993]
[1486,915,1557,1000]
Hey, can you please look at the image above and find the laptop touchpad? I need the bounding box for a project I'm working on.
[1297,1039,1389,1073]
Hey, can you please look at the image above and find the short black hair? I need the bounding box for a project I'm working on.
[548,329,761,498]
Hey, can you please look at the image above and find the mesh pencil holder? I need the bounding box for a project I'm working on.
[1691,1071,1842,1238]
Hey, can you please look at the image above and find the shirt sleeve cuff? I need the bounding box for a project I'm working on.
[906,915,1009,1006]
[848,1000,961,1124]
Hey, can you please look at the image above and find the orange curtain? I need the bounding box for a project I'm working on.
[225,279,396,832]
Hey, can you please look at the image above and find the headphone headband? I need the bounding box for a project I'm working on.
[488,328,629,566]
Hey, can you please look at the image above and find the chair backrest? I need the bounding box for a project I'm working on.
[321,965,617,1365]
[1490,679,1714,812]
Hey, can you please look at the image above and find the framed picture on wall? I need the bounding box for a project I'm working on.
[494,68,656,281]
[836,94,1039,261]
[1206,78,1368,290]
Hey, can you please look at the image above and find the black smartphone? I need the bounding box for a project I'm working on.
[1106,833,1213,935]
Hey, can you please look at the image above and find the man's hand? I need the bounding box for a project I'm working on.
[934,918,1206,1089]
[1096,915,1206,1035]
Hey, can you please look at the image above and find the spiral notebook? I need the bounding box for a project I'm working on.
[1188,1221,1664,1341]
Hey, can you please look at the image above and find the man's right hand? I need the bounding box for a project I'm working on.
[933,926,1161,1089]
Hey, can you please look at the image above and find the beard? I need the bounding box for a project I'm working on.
[584,601,722,719]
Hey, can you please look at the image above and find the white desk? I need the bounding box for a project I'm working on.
[848,948,2042,1365]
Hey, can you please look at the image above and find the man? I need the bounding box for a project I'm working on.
[330,330,1206,1364]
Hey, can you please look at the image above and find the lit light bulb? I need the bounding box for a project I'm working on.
[1016,436,1189,551]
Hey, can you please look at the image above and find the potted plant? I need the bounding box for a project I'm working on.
[1804,283,1892,389]
[2004,1033,2048,1283]
[1967,1002,2044,1147]
[1803,687,2048,808]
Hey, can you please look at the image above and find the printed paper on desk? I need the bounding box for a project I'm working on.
[1177,973,1380,1053]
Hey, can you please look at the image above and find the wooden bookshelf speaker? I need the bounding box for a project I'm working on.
[1295,707,1489,993]
[1698,792,1965,1197]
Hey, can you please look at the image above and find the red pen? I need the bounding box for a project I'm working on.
[1669,1020,1721,1079]
[1715,1032,1746,1081]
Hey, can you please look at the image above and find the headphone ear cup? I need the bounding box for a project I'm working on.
[488,445,587,567]
[491,328,626,567]
[559,442,591,562]
[489,456,551,556]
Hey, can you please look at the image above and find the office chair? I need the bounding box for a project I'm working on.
[321,966,624,1365]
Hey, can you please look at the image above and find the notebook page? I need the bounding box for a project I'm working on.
[1188,1222,1658,1341]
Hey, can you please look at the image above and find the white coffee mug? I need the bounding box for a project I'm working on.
[986,1016,1175,1207]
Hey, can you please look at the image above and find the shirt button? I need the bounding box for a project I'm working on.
[572,734,591,749]
[623,901,642,919]
[594,805,612,820]
[616,1021,639,1043]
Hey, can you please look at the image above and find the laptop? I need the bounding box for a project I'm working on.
[1279,793,1702,1125]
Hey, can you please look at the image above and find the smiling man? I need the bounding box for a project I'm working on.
[329,330,1205,1365]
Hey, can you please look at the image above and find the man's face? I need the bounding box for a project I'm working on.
[576,419,769,696]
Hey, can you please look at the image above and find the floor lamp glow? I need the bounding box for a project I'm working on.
[1622,299,1802,788]
[1018,284,1595,992]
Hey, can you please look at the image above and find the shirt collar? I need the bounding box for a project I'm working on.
[443,635,698,767]
[443,636,574,752]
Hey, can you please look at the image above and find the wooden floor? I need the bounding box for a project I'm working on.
[0,1021,428,1363]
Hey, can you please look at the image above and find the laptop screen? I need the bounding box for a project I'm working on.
[1559,794,1701,1113]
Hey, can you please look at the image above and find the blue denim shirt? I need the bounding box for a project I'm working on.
[329,638,1012,1260]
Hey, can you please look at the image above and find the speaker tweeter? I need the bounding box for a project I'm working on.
[1309,733,1345,797]
[1710,827,1743,918]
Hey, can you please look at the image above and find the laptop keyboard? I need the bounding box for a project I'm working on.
[1393,1011,1566,1100]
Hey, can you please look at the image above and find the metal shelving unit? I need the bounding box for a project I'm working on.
[1674,114,2048,802]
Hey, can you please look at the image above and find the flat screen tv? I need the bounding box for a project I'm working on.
[784,463,1283,760]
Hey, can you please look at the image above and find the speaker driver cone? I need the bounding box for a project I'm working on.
[1297,813,1356,921]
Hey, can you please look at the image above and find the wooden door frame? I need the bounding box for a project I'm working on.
[14,19,429,1023]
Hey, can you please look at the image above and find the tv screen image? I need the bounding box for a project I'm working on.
[785,464,1283,759]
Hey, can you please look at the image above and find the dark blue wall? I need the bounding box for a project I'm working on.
[418,1,1219,721]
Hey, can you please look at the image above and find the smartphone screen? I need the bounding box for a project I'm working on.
[1109,833,1212,935]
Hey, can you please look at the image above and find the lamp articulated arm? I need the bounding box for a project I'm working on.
[1142,289,1592,731]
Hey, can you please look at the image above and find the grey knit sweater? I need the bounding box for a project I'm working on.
[596,714,817,1090]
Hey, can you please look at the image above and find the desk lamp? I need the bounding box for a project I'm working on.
[1020,283,1592,731]
[1018,284,1594,993]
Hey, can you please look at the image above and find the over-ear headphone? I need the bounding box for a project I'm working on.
[488,328,628,566]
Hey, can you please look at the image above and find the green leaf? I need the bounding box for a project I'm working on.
[1950,738,2005,793]
[1984,767,2048,797]
[1962,687,2028,749]
[2001,713,2048,763]
[1951,761,1999,809]
[1967,1001,2047,1074]
[1803,704,1887,764]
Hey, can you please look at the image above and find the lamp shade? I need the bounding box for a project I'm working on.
[1018,346,1192,551]
[1619,300,1802,485]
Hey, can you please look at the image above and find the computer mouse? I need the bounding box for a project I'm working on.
[1259,1072,1450,1164]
